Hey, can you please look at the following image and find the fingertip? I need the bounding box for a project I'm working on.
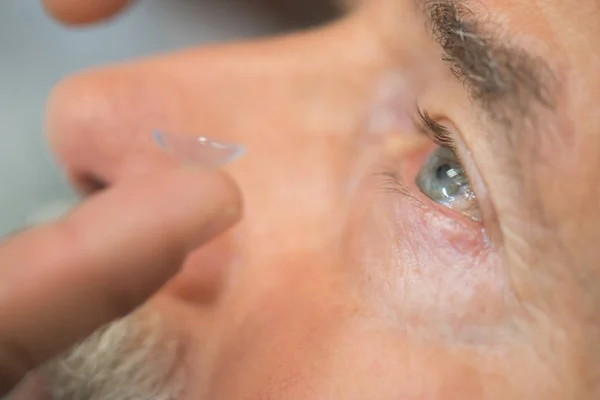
[65,167,244,285]
[139,167,244,252]
[42,0,133,25]
[63,167,243,268]
[0,168,243,378]
[176,167,243,251]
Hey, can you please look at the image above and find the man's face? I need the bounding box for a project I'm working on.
[43,0,600,398]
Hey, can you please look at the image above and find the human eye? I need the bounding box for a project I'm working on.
[413,107,481,222]
[416,146,480,221]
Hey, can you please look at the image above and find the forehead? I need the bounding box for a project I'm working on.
[490,1,600,251]
[475,0,600,64]
[479,3,600,183]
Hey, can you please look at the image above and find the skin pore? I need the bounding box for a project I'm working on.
[37,0,600,399]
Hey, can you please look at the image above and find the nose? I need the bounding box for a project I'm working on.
[45,63,190,193]
[45,19,391,309]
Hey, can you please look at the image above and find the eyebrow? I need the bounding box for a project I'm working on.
[419,0,557,127]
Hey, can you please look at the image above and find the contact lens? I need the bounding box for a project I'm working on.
[153,130,245,167]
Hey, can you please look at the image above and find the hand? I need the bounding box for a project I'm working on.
[42,0,134,25]
[1,1,238,397]
[0,168,241,397]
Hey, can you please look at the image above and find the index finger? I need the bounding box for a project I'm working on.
[0,167,241,394]
[42,0,133,25]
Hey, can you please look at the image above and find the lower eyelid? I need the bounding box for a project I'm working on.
[380,169,483,232]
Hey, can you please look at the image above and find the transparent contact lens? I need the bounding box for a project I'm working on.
[153,130,245,167]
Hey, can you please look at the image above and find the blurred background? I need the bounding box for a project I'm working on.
[0,0,338,236]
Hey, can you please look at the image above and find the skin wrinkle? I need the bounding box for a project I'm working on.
[415,0,568,241]
[418,2,561,236]
[360,173,513,347]
[459,10,600,386]
[360,128,507,345]
[463,3,600,391]
[370,1,544,348]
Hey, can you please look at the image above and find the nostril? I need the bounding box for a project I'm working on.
[45,65,187,195]
[73,172,109,196]
[46,74,106,178]
[45,72,124,194]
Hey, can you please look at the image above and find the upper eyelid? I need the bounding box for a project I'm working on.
[413,105,475,199]
[413,106,502,231]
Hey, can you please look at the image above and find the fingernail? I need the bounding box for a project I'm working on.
[153,130,245,167]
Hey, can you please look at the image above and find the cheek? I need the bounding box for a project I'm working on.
[386,201,508,329]
[343,163,511,343]
[201,259,361,400]
[323,325,490,399]
[164,233,239,305]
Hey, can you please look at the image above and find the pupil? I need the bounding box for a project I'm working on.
[436,163,462,198]
[436,164,453,181]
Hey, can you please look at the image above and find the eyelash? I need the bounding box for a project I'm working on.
[375,106,464,205]
[414,105,473,174]
[377,169,423,202]
[414,105,457,152]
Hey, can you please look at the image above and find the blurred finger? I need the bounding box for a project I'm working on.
[42,0,133,25]
[0,167,241,395]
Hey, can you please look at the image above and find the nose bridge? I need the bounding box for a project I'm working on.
[232,129,357,260]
